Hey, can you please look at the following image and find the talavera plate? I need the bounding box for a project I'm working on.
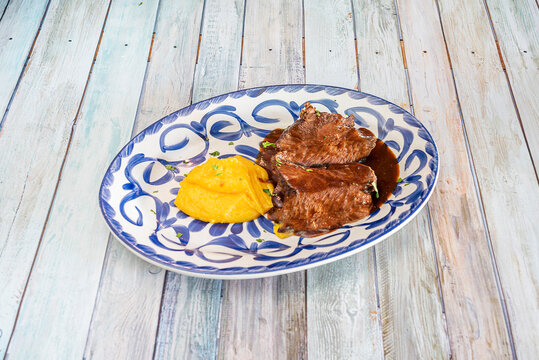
[99,84,439,279]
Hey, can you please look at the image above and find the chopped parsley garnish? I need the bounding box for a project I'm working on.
[153,190,159,193]
[372,181,380,199]
[275,158,282,165]
[324,136,327,140]
[183,160,189,163]
[299,165,313,172]
[262,141,276,148]
[176,232,182,238]
[205,136,209,140]
[228,141,234,145]
[256,238,264,243]
[263,189,276,197]
[150,209,156,215]
[138,1,143,5]
[216,173,222,176]
[397,177,403,183]
[404,183,410,186]
[165,164,176,171]
[212,164,219,170]
[315,110,321,116]
[209,151,220,156]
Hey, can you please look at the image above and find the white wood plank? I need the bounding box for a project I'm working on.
[0,0,48,121]
[303,1,382,359]
[485,0,539,164]
[352,0,451,357]
[216,1,306,359]
[396,0,514,357]
[0,0,10,18]
[84,1,204,358]
[0,0,110,357]
[436,0,539,357]
[3,1,160,358]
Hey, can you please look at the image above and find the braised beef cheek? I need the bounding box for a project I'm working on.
[275,103,376,166]
[267,163,376,237]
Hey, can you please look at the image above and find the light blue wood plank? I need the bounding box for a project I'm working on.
[0,0,110,357]
[0,0,48,123]
[152,1,244,358]
[436,0,539,356]
[216,1,306,359]
[352,0,450,357]
[84,1,205,358]
[0,0,10,19]
[397,0,513,356]
[3,0,160,358]
[303,1,383,358]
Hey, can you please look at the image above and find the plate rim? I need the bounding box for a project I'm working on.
[98,83,440,279]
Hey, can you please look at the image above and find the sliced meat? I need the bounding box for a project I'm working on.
[275,102,376,166]
[268,163,376,237]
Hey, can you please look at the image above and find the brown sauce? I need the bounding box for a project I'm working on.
[259,128,399,211]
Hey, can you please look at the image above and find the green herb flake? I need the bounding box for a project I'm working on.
[324,136,327,140]
[397,177,403,183]
[263,189,275,197]
[209,151,220,157]
[216,173,222,176]
[299,165,313,172]
[138,1,143,5]
[212,164,219,170]
[262,141,276,148]
[275,158,282,165]
[150,209,156,215]
[183,160,189,163]
[176,232,182,238]
[256,238,264,243]
[372,181,380,199]
[228,141,234,145]
[165,164,176,171]
[404,183,411,186]
[315,110,321,116]
[205,136,209,141]
[153,190,159,193]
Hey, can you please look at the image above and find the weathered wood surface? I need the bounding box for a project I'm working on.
[353,0,450,357]
[397,0,514,357]
[0,0,48,123]
[0,0,110,356]
[437,0,539,357]
[83,1,205,359]
[303,1,382,359]
[5,0,160,357]
[485,0,539,165]
[216,1,306,359]
[153,0,243,359]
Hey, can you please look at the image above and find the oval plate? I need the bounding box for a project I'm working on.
[99,84,439,279]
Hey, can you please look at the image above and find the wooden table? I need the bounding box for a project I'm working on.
[0,0,537,358]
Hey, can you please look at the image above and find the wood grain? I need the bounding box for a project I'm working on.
[397,0,513,357]
[437,0,539,357]
[216,1,306,359]
[303,1,382,359]
[0,0,48,123]
[353,0,451,357]
[0,0,110,357]
[3,0,159,358]
[84,2,204,358]
[152,0,244,359]
[485,0,539,165]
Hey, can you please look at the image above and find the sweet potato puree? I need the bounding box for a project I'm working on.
[174,155,274,223]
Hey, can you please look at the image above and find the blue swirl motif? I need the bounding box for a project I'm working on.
[99,85,438,275]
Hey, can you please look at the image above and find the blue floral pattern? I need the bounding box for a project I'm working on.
[99,84,439,278]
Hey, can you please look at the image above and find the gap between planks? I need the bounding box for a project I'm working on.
[3,0,114,354]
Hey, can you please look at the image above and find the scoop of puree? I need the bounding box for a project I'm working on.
[174,155,274,223]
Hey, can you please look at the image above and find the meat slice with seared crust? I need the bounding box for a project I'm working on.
[268,163,376,237]
[275,102,376,166]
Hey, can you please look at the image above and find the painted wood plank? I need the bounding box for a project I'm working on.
[436,0,539,357]
[485,0,539,164]
[3,1,160,358]
[0,0,48,122]
[84,1,205,359]
[0,0,10,19]
[0,0,110,356]
[152,1,244,359]
[303,1,382,359]
[396,0,513,357]
[216,1,306,359]
[352,0,451,357]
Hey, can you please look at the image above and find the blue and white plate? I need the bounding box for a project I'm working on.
[99,85,439,279]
